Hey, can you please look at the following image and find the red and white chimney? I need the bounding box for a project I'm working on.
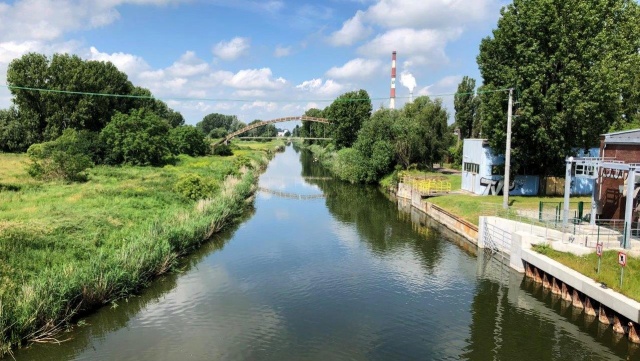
[390,51,396,109]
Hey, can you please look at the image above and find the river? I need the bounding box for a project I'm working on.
[12,145,640,360]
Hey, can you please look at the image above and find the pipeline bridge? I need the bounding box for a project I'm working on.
[215,116,332,145]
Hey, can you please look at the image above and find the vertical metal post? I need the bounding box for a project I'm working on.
[624,168,635,249]
[563,157,573,228]
[503,88,514,210]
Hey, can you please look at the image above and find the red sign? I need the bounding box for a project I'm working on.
[596,244,603,257]
[618,252,627,267]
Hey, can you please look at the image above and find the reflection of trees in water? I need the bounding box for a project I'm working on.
[12,216,250,361]
[300,149,445,272]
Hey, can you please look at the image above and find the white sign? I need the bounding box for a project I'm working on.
[618,252,627,267]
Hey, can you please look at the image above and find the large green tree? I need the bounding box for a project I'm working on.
[477,0,640,175]
[454,76,480,139]
[403,96,451,168]
[196,113,239,136]
[325,90,372,149]
[7,53,134,140]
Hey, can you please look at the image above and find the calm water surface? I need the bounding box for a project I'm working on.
[13,146,640,360]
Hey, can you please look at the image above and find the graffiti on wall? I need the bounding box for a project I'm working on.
[479,177,524,196]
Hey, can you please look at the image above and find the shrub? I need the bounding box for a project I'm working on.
[101,109,173,166]
[169,126,209,156]
[27,129,94,182]
[213,144,233,156]
[173,174,217,200]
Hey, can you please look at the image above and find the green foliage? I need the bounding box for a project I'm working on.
[332,148,370,183]
[213,144,233,156]
[173,174,217,200]
[325,90,372,149]
[26,129,94,182]
[0,107,41,152]
[101,109,173,166]
[3,53,184,152]
[197,113,243,135]
[454,76,480,138]
[169,125,209,156]
[478,0,640,175]
[209,127,228,138]
[403,96,452,167]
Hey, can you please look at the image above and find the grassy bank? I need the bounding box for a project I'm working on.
[0,140,283,356]
[533,245,640,302]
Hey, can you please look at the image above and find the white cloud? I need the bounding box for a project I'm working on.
[363,0,497,29]
[213,37,250,61]
[328,10,372,46]
[417,75,462,96]
[224,68,286,90]
[296,78,323,91]
[326,58,381,79]
[273,45,292,58]
[0,0,190,42]
[234,89,267,97]
[296,78,344,97]
[166,51,210,77]
[88,46,150,74]
[241,101,278,112]
[358,28,462,65]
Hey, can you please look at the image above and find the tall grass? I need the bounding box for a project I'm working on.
[0,140,283,357]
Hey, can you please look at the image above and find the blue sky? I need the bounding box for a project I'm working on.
[0,0,508,126]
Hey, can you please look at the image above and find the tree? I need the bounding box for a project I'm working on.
[477,0,640,175]
[0,107,41,152]
[403,96,451,168]
[101,109,173,166]
[7,53,136,140]
[196,113,238,135]
[169,125,209,156]
[454,76,480,138]
[325,90,372,149]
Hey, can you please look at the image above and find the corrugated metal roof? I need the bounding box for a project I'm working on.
[603,129,640,144]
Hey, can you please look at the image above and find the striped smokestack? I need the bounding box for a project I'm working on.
[390,51,396,109]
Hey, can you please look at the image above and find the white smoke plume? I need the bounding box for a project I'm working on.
[400,71,416,93]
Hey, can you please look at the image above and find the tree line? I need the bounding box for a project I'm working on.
[454,0,640,176]
[0,53,282,181]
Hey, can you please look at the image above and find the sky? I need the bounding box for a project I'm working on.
[0,0,509,127]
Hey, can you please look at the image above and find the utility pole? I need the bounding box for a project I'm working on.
[503,88,514,210]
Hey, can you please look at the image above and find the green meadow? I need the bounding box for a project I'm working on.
[0,140,283,356]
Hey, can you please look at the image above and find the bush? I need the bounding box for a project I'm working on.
[27,129,94,182]
[213,144,233,156]
[169,126,209,156]
[173,174,217,200]
[101,109,173,166]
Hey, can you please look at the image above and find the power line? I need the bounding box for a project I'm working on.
[0,84,512,104]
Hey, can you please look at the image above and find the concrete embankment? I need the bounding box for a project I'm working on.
[396,181,640,344]
[396,182,478,244]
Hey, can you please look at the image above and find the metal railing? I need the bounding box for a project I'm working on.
[482,203,639,249]
[401,176,452,195]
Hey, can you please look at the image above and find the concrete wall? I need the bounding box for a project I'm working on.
[397,182,478,244]
[462,139,539,196]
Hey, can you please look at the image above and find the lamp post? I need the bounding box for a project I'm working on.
[502,88,514,210]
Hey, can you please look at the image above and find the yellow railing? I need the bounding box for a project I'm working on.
[401,176,451,195]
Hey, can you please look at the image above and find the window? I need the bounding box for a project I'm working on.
[464,162,480,174]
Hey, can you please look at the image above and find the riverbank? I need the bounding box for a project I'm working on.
[0,140,283,357]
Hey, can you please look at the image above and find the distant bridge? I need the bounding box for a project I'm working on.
[258,187,325,200]
[215,116,332,145]
[238,137,331,140]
